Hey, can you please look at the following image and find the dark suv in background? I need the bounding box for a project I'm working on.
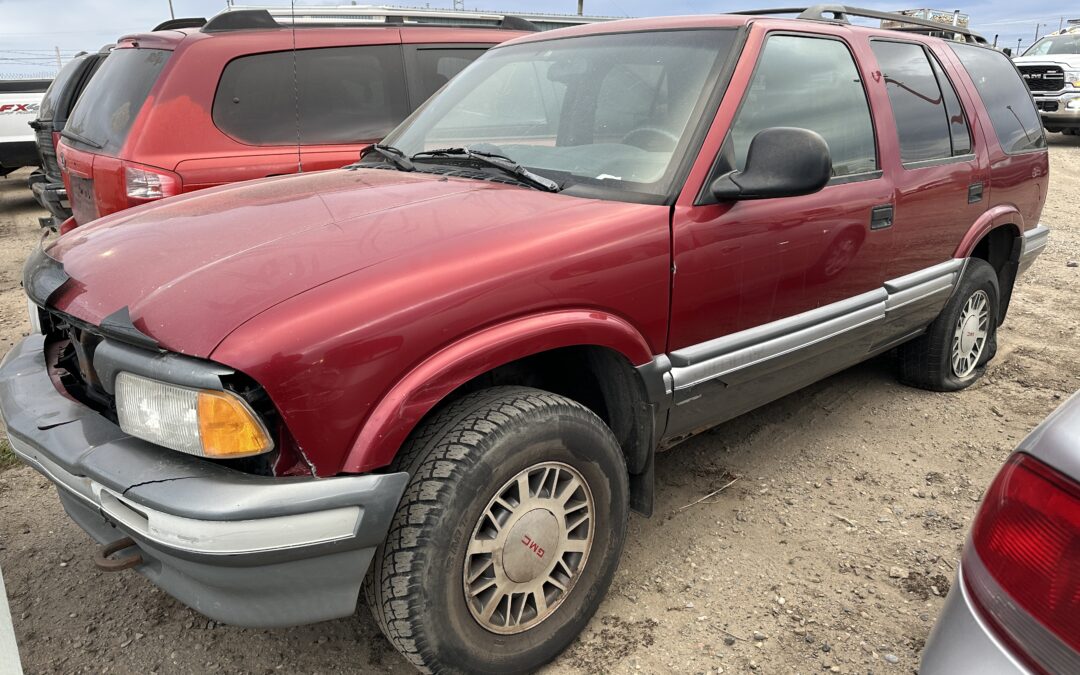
[56,8,532,229]
[28,45,111,228]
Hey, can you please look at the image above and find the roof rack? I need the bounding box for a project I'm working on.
[153,17,208,32]
[731,5,987,44]
[202,7,545,33]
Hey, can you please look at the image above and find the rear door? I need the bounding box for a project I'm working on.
[867,38,987,277]
[666,30,895,436]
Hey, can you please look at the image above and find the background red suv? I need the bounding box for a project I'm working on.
[57,9,528,227]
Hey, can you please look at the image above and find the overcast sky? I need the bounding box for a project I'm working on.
[0,0,1074,78]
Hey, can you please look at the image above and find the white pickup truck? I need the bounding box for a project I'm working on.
[1013,27,1080,134]
[0,79,49,177]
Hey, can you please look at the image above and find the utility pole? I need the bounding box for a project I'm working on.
[54,46,62,70]
[1034,23,1043,41]
[992,34,998,48]
[1017,37,1023,53]
[578,0,584,16]
[167,0,175,19]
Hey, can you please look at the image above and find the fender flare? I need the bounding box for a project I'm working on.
[953,205,1024,259]
[341,310,655,474]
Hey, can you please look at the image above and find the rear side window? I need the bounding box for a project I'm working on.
[214,45,409,146]
[412,48,486,103]
[871,41,971,163]
[730,34,877,177]
[65,49,170,154]
[950,43,1046,154]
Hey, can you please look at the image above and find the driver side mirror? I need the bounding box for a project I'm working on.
[711,127,831,201]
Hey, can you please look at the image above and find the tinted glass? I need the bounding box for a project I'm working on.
[928,53,971,155]
[413,48,486,102]
[214,45,408,146]
[387,30,735,202]
[65,49,170,154]
[730,35,876,177]
[38,55,86,121]
[950,43,1046,154]
[871,41,952,163]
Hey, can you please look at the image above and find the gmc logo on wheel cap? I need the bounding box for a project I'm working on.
[521,535,545,559]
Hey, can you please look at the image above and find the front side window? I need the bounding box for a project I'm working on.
[385,30,737,202]
[950,43,1046,155]
[729,34,877,178]
[871,41,971,163]
[213,45,409,146]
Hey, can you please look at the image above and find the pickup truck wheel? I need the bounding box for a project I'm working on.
[897,258,999,392]
[364,386,628,674]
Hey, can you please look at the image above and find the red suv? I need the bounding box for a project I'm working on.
[56,9,528,228]
[6,7,1050,674]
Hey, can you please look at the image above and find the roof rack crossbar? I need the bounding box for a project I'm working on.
[202,7,538,33]
[730,5,987,44]
[153,17,207,32]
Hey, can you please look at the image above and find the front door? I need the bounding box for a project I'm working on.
[666,31,895,438]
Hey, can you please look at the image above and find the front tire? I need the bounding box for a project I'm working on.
[365,386,629,674]
[897,258,999,391]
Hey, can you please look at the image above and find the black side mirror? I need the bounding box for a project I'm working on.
[711,127,831,201]
[1002,47,1013,57]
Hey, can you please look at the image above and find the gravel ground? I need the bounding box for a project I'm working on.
[1,136,1079,675]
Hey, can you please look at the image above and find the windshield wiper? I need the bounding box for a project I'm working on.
[358,143,414,171]
[412,147,559,192]
[60,128,102,150]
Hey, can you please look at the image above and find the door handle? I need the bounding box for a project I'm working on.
[870,204,893,231]
[968,182,984,203]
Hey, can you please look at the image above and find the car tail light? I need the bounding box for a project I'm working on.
[123,162,180,202]
[965,452,1080,675]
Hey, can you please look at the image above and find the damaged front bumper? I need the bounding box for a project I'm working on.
[0,334,408,628]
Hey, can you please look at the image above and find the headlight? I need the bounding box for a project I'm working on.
[26,298,42,334]
[1067,71,1080,87]
[115,372,274,458]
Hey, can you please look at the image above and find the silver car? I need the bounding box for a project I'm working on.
[921,391,1080,674]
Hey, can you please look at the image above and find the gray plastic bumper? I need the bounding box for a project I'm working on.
[0,335,408,627]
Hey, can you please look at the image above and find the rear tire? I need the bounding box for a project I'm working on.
[365,386,629,674]
[897,258,999,392]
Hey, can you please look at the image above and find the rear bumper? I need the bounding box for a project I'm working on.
[0,334,408,628]
[1018,224,1049,276]
[920,568,1030,675]
[0,140,38,170]
[30,177,70,222]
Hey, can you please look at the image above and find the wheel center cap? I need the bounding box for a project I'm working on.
[960,314,980,353]
[502,509,558,583]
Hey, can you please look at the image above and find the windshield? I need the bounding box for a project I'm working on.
[383,29,737,202]
[1024,34,1080,56]
[65,48,170,154]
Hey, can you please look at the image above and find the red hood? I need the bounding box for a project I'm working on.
[46,168,591,356]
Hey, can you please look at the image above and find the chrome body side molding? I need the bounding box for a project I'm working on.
[655,258,966,442]
[1018,224,1050,275]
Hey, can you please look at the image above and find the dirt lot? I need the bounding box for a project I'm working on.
[1,138,1078,675]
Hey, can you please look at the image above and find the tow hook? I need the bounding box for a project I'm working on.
[93,537,143,572]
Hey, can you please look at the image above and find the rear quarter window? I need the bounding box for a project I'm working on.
[64,49,170,154]
[949,43,1046,154]
[213,45,409,146]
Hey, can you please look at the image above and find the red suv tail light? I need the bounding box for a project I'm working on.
[965,452,1080,675]
[123,162,181,202]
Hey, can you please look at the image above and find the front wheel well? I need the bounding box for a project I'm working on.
[969,224,1022,325]
[424,345,657,513]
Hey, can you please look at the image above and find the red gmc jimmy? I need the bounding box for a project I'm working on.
[3,7,1050,674]
[56,8,528,229]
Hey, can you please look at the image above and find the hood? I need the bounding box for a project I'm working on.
[1013,53,1080,68]
[46,168,595,356]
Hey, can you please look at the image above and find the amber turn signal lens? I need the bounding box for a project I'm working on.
[196,390,274,458]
